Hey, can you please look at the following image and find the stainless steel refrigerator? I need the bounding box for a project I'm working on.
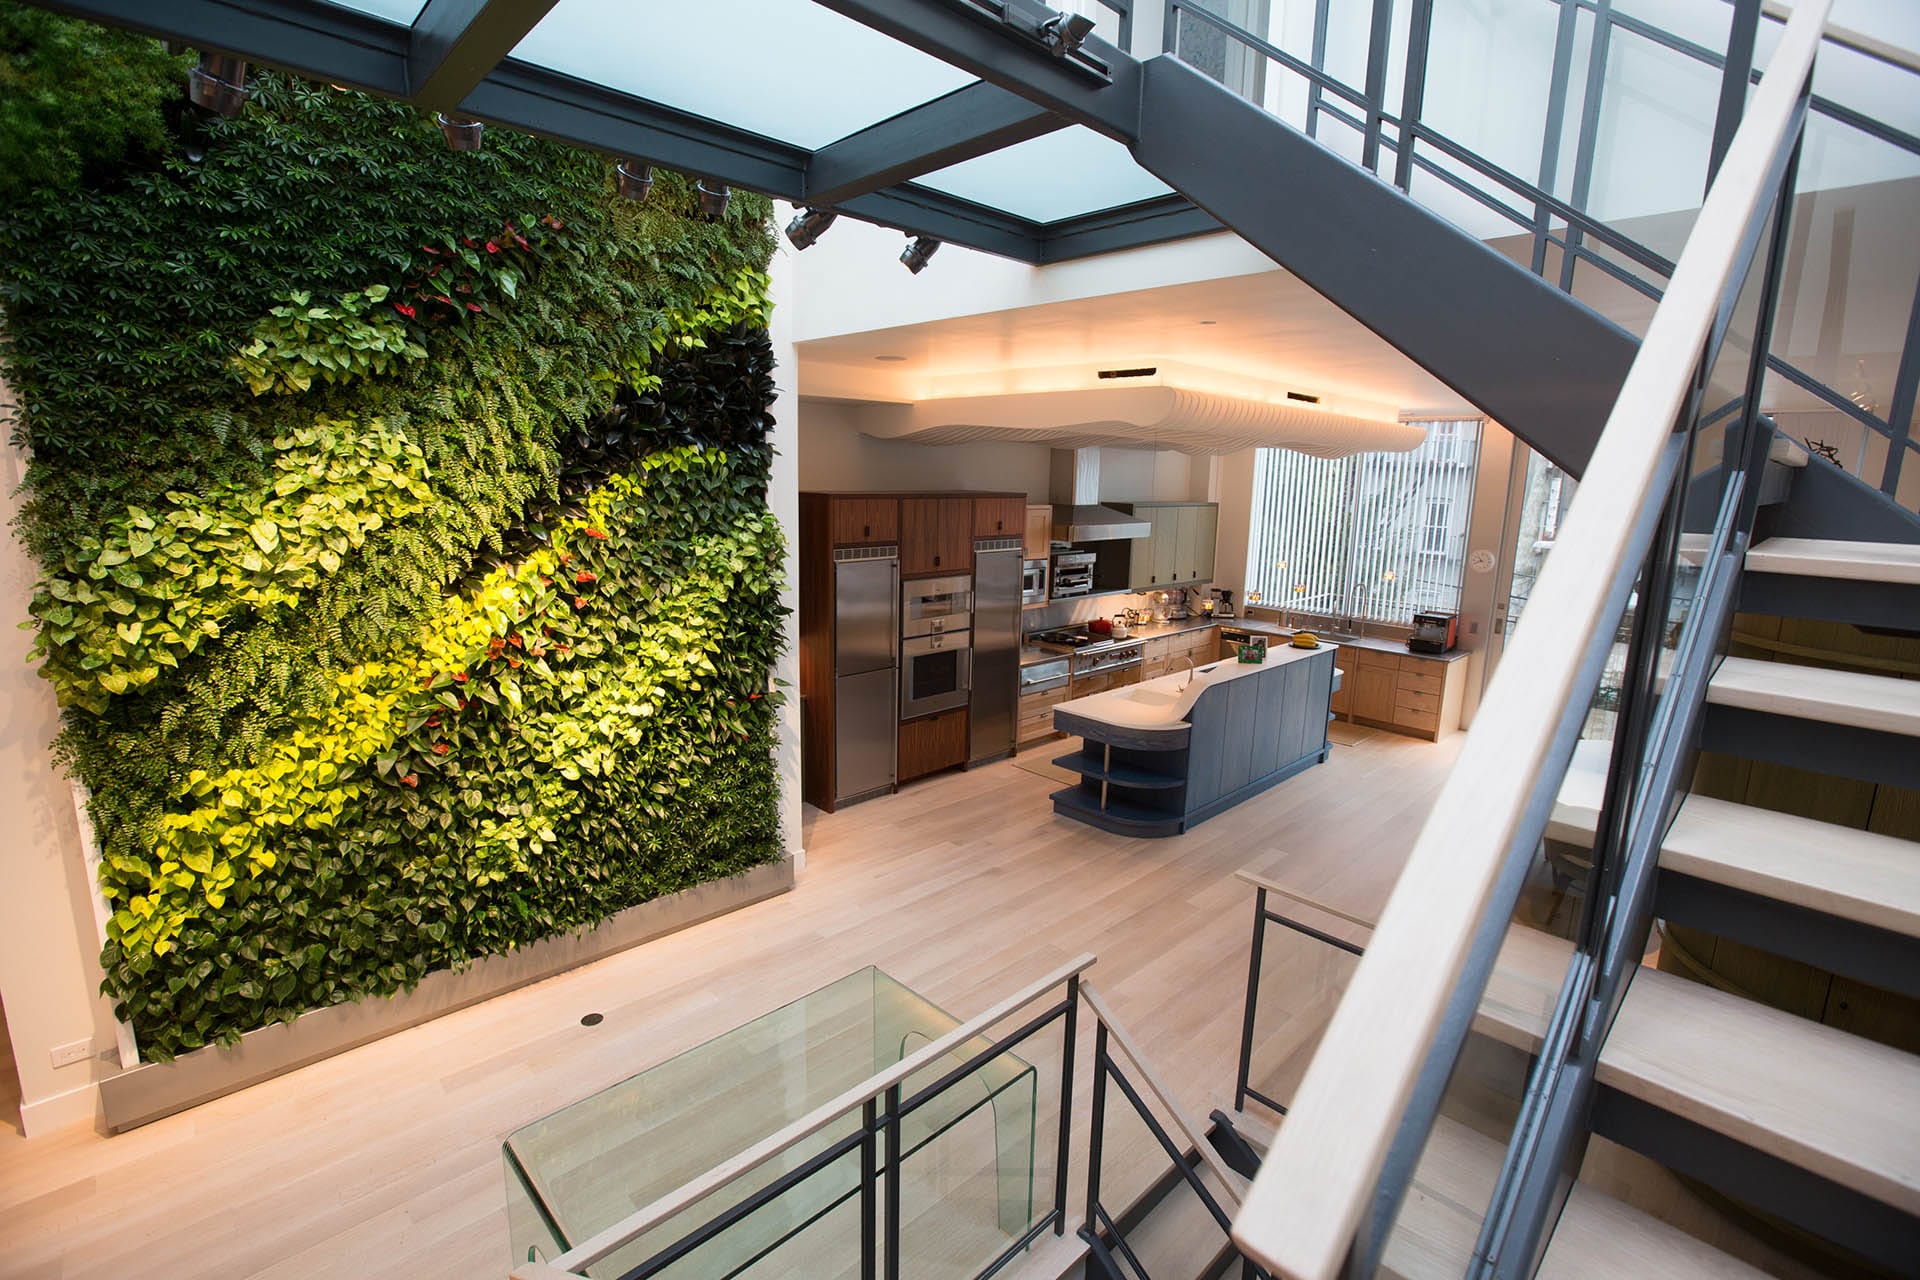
[970,540,1022,764]
[833,550,899,805]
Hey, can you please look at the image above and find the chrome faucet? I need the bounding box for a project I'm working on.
[1177,654,1197,692]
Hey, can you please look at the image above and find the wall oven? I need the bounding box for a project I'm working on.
[901,630,972,718]
[902,574,973,638]
[1051,549,1097,598]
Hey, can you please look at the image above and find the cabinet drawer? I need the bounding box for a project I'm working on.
[1399,653,1447,674]
[1395,688,1441,717]
[1019,684,1070,715]
[1142,637,1171,660]
[1397,668,1445,696]
[1393,703,1439,732]
[1018,713,1062,744]
[1355,646,1401,669]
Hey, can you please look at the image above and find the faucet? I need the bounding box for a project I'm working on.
[1178,654,1197,692]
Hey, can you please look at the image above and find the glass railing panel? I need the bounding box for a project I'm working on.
[1239,905,1363,1115]
[1422,0,1565,190]
[1365,577,1638,1275]
[1584,23,1725,261]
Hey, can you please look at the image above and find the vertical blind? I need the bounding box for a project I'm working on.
[1245,417,1483,624]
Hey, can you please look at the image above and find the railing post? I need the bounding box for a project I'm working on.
[1707,0,1763,188]
[1391,0,1432,192]
[1359,0,1396,174]
[884,1083,902,1280]
[861,1097,879,1280]
[1306,0,1331,140]
[1054,975,1080,1235]
[1735,120,1807,529]
[1878,274,1920,500]
[1161,0,1178,55]
[1235,887,1269,1112]
[1531,0,1582,276]
[1084,1022,1111,1242]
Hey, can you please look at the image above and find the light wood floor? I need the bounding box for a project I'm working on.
[0,724,1460,1279]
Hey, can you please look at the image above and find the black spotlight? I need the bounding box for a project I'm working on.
[695,179,731,221]
[899,235,941,274]
[785,208,838,251]
[187,52,250,118]
[1040,11,1097,58]
[615,161,654,202]
[435,112,484,151]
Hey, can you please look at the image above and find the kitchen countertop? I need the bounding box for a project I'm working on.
[1019,615,1469,667]
[1052,637,1333,731]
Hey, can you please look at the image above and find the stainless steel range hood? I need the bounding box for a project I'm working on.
[1050,449,1150,542]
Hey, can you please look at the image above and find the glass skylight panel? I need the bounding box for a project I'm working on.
[323,0,427,23]
[916,127,1173,223]
[508,0,975,149]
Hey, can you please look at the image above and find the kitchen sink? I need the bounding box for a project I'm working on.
[1120,687,1183,708]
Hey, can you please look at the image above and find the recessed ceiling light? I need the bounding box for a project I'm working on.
[1198,320,1218,326]
[874,355,908,362]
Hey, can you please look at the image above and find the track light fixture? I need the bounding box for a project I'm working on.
[1039,10,1097,58]
[187,52,250,118]
[615,161,654,201]
[899,235,941,275]
[784,208,838,251]
[435,112,484,151]
[695,179,731,221]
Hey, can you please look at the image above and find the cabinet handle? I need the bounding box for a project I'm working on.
[864,524,871,536]
[934,555,941,567]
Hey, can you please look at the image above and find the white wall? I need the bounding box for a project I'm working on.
[0,410,124,1136]
[768,227,805,872]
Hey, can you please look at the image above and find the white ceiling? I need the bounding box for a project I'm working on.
[795,267,1470,418]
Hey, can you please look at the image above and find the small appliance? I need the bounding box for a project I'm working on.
[901,574,972,638]
[1020,558,1049,606]
[1111,613,1131,639]
[1408,611,1460,654]
[1051,549,1097,598]
[1214,589,1237,619]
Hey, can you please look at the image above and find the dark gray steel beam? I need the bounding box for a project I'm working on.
[409,0,560,110]
[36,0,410,96]
[841,185,1045,263]
[806,80,1066,207]
[805,0,1142,143]
[1131,55,1640,477]
[1039,194,1219,262]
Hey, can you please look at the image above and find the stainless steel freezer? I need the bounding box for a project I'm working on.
[833,550,898,804]
[969,539,1022,764]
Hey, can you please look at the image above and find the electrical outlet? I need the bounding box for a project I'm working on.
[49,1039,93,1069]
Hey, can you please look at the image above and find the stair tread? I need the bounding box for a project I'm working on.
[1550,748,1920,938]
[1707,655,1920,737]
[1747,537,1920,584]
[1474,926,1573,1054]
[1598,965,1920,1214]
[1382,1116,1770,1280]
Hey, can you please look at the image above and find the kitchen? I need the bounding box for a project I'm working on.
[799,445,1469,825]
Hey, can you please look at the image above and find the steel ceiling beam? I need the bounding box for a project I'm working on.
[1040,194,1221,263]
[805,80,1065,208]
[409,0,561,110]
[805,0,1142,143]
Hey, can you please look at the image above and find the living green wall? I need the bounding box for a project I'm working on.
[0,7,786,1060]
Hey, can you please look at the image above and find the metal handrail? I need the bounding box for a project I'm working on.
[1227,1,1831,1275]
[510,953,1094,1280]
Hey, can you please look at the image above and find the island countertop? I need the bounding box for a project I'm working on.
[1053,639,1338,733]
[1020,616,1467,668]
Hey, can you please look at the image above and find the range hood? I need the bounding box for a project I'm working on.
[1050,449,1150,542]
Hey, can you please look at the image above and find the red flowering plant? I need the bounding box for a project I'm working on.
[394,214,571,325]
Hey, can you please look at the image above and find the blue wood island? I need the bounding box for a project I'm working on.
[1049,644,1340,837]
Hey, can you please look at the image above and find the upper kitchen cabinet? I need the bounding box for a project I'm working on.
[830,497,898,547]
[1124,502,1220,590]
[973,496,1026,540]
[1023,505,1053,560]
[901,498,973,577]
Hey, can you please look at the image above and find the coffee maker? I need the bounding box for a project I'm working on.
[1214,588,1236,619]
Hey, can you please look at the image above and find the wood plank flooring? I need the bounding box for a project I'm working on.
[0,726,1459,1279]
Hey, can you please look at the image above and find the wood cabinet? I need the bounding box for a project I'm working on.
[1125,503,1220,589]
[1023,504,1053,560]
[829,497,898,547]
[974,496,1026,540]
[898,707,968,782]
[901,497,972,577]
[1017,681,1071,747]
[1333,644,1468,741]
[1142,626,1218,680]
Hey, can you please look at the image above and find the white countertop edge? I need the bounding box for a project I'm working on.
[1053,641,1337,731]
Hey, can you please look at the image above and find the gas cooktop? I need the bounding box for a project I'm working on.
[1029,626,1100,648]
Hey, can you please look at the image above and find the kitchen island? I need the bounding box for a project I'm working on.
[1048,642,1339,837]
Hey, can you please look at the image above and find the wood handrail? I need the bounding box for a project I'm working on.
[1079,979,1251,1206]
[1228,3,1833,1276]
[518,952,1096,1278]
[1234,867,1379,932]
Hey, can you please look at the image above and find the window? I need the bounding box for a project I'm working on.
[1245,417,1483,624]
